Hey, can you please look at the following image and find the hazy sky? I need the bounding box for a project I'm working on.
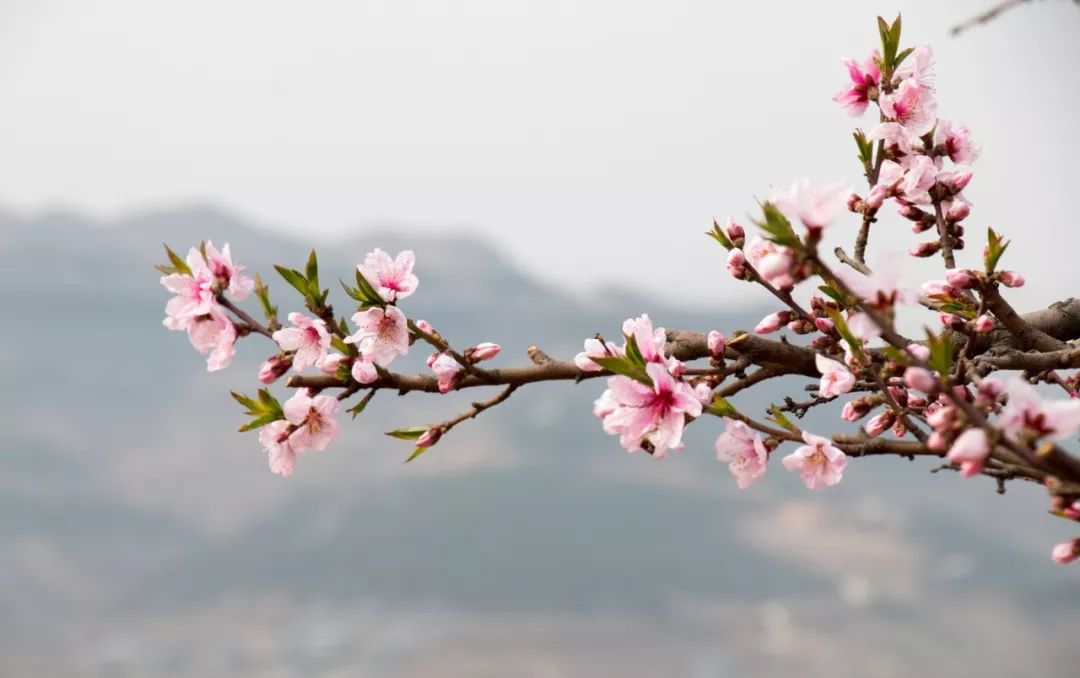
[2,0,1078,310]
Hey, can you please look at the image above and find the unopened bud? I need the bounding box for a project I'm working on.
[414,319,435,334]
[946,201,970,222]
[259,355,292,384]
[1051,538,1080,565]
[939,312,967,331]
[416,426,443,448]
[754,310,794,334]
[904,366,937,393]
[847,193,862,212]
[466,342,501,363]
[949,171,973,193]
[865,410,895,437]
[726,248,748,279]
[725,219,745,245]
[973,314,994,334]
[945,268,979,290]
[814,317,836,334]
[910,240,941,257]
[998,270,1025,288]
[707,330,726,359]
[841,398,871,421]
[787,319,815,335]
[911,218,935,233]
[898,203,925,221]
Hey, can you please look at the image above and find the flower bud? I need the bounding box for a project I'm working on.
[846,193,862,212]
[910,240,941,257]
[904,366,937,393]
[259,355,292,383]
[897,203,925,221]
[811,335,835,350]
[945,268,979,290]
[998,270,1025,288]
[977,377,1005,401]
[707,330,726,359]
[865,186,887,209]
[973,314,994,334]
[754,310,794,334]
[467,342,501,363]
[1052,539,1080,565]
[787,319,815,334]
[726,248,747,279]
[725,219,745,245]
[841,397,872,421]
[911,218,935,233]
[945,201,970,222]
[416,426,443,448]
[906,343,931,363]
[921,280,955,298]
[953,237,965,251]
[414,319,435,334]
[814,317,836,334]
[939,313,966,331]
[949,171,973,193]
[947,428,990,478]
[865,411,895,437]
[1064,501,1080,521]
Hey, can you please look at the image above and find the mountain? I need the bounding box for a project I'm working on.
[1,205,1077,677]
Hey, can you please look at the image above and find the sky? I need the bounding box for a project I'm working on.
[1,0,1078,310]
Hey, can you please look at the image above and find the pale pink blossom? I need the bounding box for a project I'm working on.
[832,51,881,116]
[468,342,501,362]
[203,241,254,300]
[622,314,667,364]
[273,312,331,371]
[283,391,341,452]
[427,351,464,393]
[898,155,938,205]
[816,353,855,398]
[880,76,937,137]
[907,343,931,363]
[575,338,624,372]
[1052,539,1080,565]
[895,45,934,87]
[358,248,419,302]
[259,420,296,476]
[160,248,215,330]
[770,179,853,233]
[595,363,703,457]
[868,122,918,157]
[999,378,1080,443]
[187,307,237,372]
[715,419,769,489]
[947,428,990,478]
[318,352,348,375]
[344,306,410,367]
[836,254,909,308]
[782,432,847,490]
[707,331,726,359]
[934,120,980,164]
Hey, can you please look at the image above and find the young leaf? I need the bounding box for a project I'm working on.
[706,218,733,249]
[404,446,430,463]
[305,250,319,289]
[385,426,430,441]
[755,201,800,248]
[354,269,385,306]
[275,265,310,297]
[239,412,282,433]
[925,329,954,376]
[706,395,739,418]
[766,405,798,433]
[159,244,193,276]
[253,274,278,322]
[984,227,1010,273]
[348,391,376,419]
[623,332,646,367]
[590,355,651,384]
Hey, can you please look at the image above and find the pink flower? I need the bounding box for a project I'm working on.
[622,314,667,364]
[973,314,994,334]
[318,352,348,375]
[427,351,464,393]
[946,200,970,222]
[358,248,418,303]
[1052,539,1080,565]
[816,353,855,398]
[574,337,624,372]
[467,342,501,363]
[726,248,748,279]
[707,331,726,359]
[724,219,745,243]
[203,241,254,300]
[947,428,990,478]
[868,122,918,157]
[187,307,237,372]
[344,306,410,367]
[755,311,793,334]
[595,363,703,458]
[896,45,934,87]
[259,420,296,476]
[998,378,1080,443]
[782,432,847,490]
[744,235,799,289]
[160,248,215,330]
[899,155,938,205]
[715,419,769,489]
[351,356,379,384]
[880,77,937,137]
[771,179,853,233]
[273,312,331,371]
[837,254,909,308]
[934,120,980,164]
[259,355,292,384]
[832,51,881,116]
[283,391,341,452]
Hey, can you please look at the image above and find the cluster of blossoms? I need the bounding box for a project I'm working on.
[159,17,1080,566]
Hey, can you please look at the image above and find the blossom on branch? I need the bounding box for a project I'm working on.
[273,312,331,371]
[595,363,703,458]
[358,248,419,303]
[283,391,340,452]
[715,419,769,489]
[782,432,847,490]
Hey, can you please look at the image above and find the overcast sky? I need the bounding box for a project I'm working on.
[2,0,1078,310]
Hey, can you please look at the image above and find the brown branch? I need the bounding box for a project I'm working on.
[217,295,275,339]
[982,286,1067,352]
[950,0,1030,36]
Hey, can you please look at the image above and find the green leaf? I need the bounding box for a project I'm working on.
[404,446,430,463]
[755,201,800,248]
[231,391,259,412]
[853,129,873,168]
[353,269,385,306]
[331,336,352,355]
[817,284,844,303]
[159,244,193,276]
[239,412,282,433]
[766,405,798,433]
[274,265,310,297]
[385,426,430,441]
[348,391,376,419]
[305,250,319,289]
[706,395,739,418]
[826,308,863,359]
[252,274,278,322]
[590,355,651,384]
[706,218,733,249]
[623,332,646,367]
[984,227,1010,273]
[894,46,914,68]
[925,329,954,376]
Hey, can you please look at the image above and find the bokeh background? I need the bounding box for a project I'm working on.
[2,1,1079,676]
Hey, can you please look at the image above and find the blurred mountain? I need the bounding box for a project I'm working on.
[1,205,1078,677]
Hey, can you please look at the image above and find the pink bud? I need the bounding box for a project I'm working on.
[1064,501,1080,521]
[259,355,292,384]
[787,319,814,335]
[949,171,973,193]
[911,218,935,233]
[939,313,966,331]
[814,317,836,334]
[846,193,862,212]
[947,428,990,478]
[467,342,501,363]
[904,366,937,393]
[921,280,955,298]
[841,399,869,421]
[945,268,978,290]
[906,343,931,363]
[946,201,970,222]
[973,314,994,334]
[910,241,941,257]
[998,270,1025,288]
[707,330,726,359]
[897,203,924,221]
[977,377,1004,401]
[927,432,947,452]
[754,311,793,334]
[811,336,835,350]
[1051,538,1080,565]
[726,248,747,279]
[318,352,348,375]
[865,186,887,209]
[725,219,745,243]
[416,426,443,448]
[865,411,895,437]
[414,319,434,334]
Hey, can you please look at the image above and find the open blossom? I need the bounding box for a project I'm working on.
[832,51,881,116]
[344,306,410,367]
[947,428,990,478]
[868,122,918,157]
[896,44,934,86]
[782,432,847,490]
[744,236,798,289]
[1052,539,1080,565]
[273,312,331,371]
[880,77,937,136]
[203,241,254,300]
[998,378,1080,443]
[836,253,909,308]
[622,314,667,364]
[575,337,624,372]
[816,353,855,398]
[358,248,418,303]
[187,307,237,372]
[259,420,296,476]
[770,179,853,233]
[715,419,769,489]
[283,391,341,452]
[160,248,215,331]
[595,362,703,458]
[428,351,463,393]
[934,120,980,164]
